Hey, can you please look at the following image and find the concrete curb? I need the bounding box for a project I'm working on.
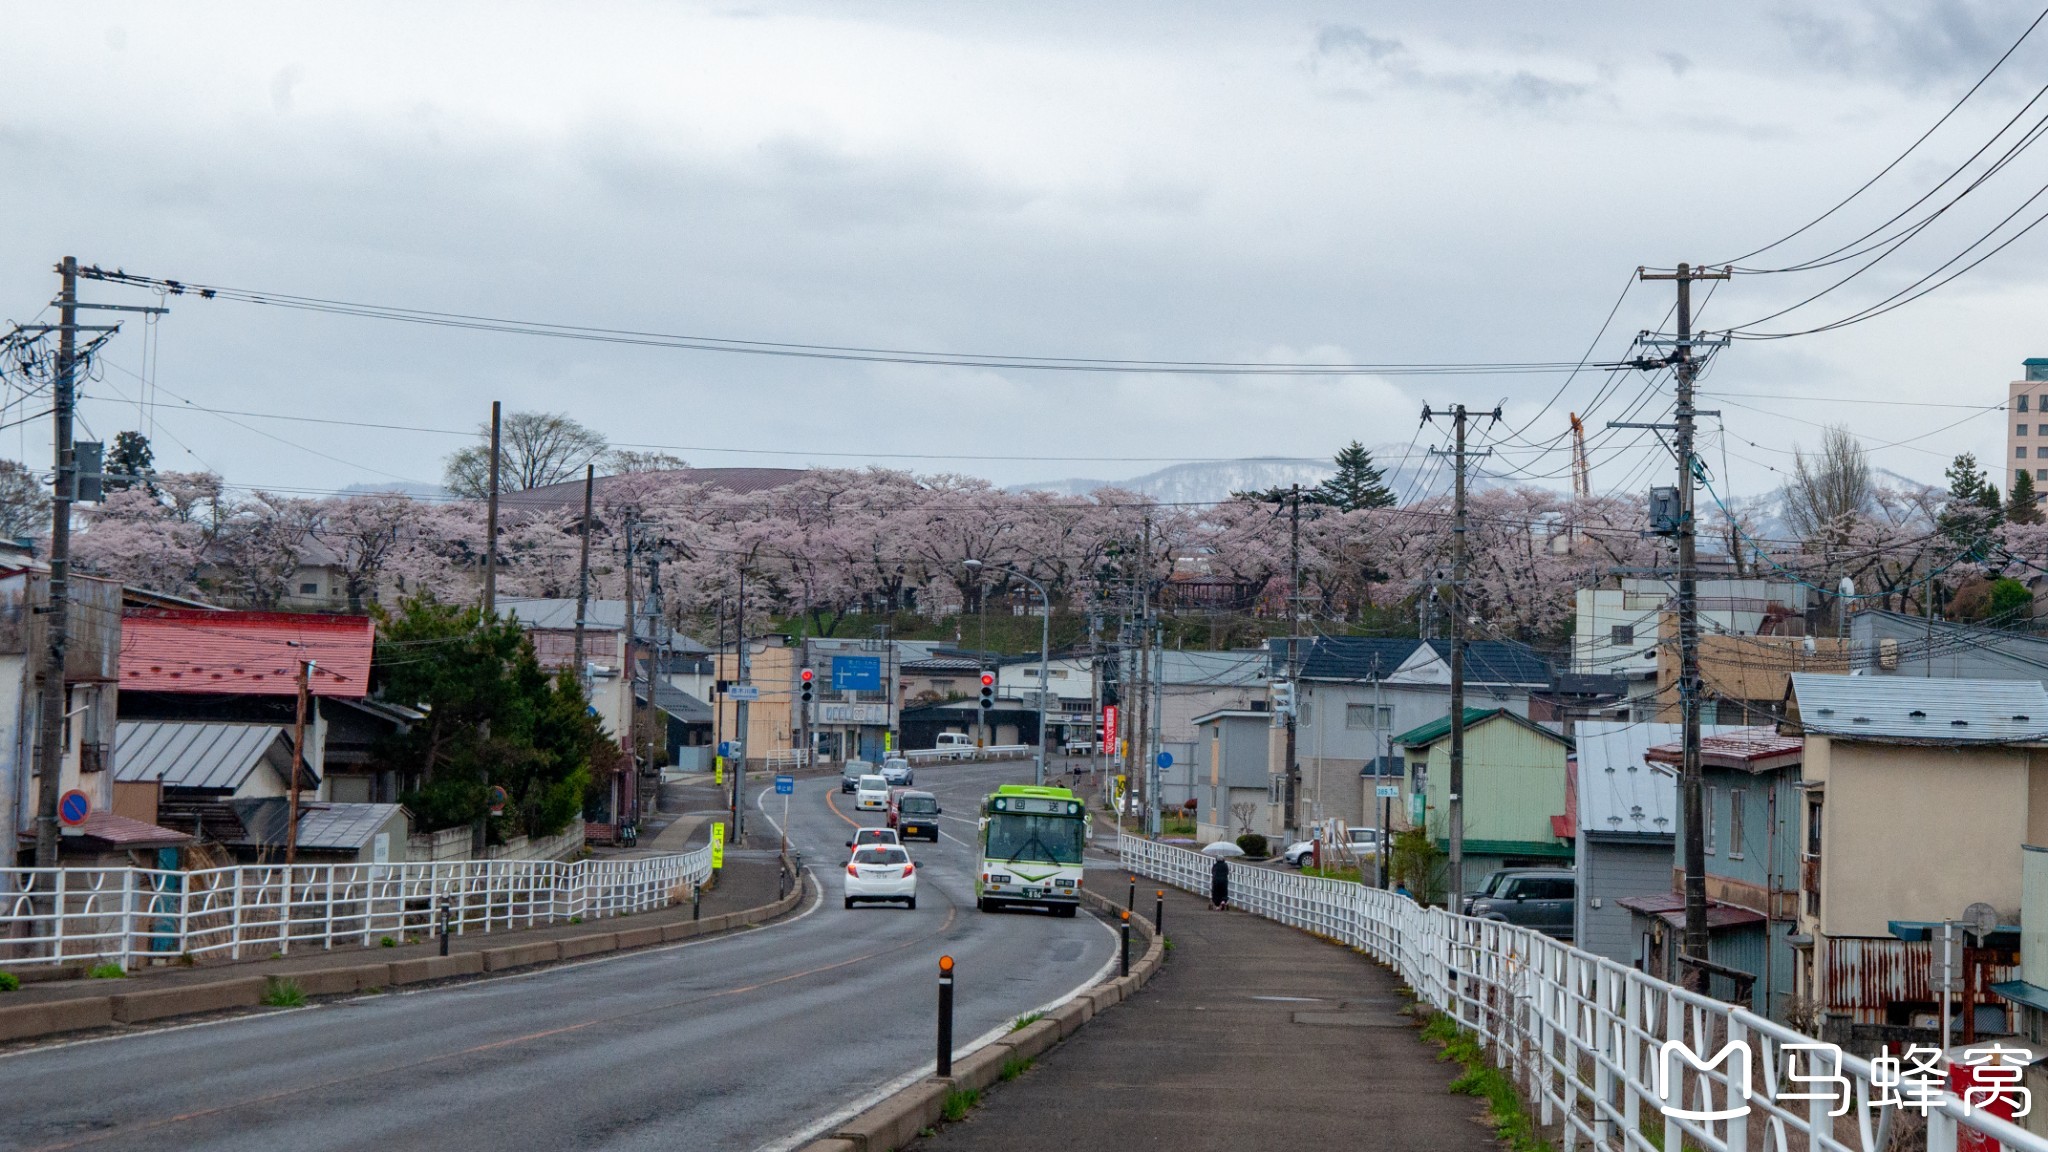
[0,874,809,1046]
[799,887,1165,1152]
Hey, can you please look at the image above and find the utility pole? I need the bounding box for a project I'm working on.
[483,401,501,616]
[1626,262,1730,988]
[573,464,594,691]
[1284,484,1302,834]
[733,565,750,841]
[288,658,313,866]
[32,258,78,868]
[622,517,639,829]
[1425,403,1497,905]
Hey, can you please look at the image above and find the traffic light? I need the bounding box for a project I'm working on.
[978,671,995,711]
[1270,679,1295,717]
[800,667,815,704]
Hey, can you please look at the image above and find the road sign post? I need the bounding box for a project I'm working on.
[774,774,794,860]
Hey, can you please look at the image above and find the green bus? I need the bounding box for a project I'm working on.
[975,784,1088,916]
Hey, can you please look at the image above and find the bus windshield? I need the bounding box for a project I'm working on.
[985,814,1086,865]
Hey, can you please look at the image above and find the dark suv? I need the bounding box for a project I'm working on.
[1462,868,1575,940]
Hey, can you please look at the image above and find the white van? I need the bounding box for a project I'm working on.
[935,732,975,749]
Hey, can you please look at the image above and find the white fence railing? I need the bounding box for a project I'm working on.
[0,846,713,971]
[1121,837,2048,1152]
[901,744,1034,765]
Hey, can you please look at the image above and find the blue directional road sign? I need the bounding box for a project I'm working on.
[774,775,795,795]
[718,741,733,757]
[831,656,882,692]
[1155,752,1174,769]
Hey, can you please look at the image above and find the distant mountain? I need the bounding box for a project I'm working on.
[1013,450,1445,505]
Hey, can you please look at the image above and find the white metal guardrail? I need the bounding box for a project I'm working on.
[1121,836,2048,1152]
[901,744,1033,765]
[0,845,713,971]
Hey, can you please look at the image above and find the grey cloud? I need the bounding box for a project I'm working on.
[1306,21,1593,111]
[1779,0,2018,86]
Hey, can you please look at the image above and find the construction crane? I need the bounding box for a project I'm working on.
[1569,412,1590,500]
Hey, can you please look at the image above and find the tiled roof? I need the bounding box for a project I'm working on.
[1425,639,1555,686]
[121,610,373,697]
[1284,636,1554,686]
[1788,673,2048,743]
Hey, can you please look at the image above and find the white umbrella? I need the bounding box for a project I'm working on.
[1200,841,1245,858]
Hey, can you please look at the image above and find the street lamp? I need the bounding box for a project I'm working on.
[962,559,1051,786]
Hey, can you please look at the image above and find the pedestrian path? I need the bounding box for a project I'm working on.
[906,885,1500,1152]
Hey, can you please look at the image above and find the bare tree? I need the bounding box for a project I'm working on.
[0,459,47,540]
[1785,424,1871,543]
[605,449,688,474]
[443,411,608,498]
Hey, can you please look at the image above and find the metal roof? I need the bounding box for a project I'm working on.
[1787,673,2048,743]
[1644,725,1803,771]
[1616,892,1767,931]
[120,610,374,697]
[496,598,625,631]
[66,812,192,848]
[637,682,713,723]
[114,721,306,791]
[1394,708,1569,750]
[230,799,406,850]
[1576,722,1682,841]
[1282,636,1553,686]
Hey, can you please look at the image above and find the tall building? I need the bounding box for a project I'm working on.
[2006,357,2048,493]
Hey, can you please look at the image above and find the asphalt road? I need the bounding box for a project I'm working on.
[0,760,1118,1152]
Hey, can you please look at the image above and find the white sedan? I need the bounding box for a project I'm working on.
[854,774,891,811]
[844,845,917,909]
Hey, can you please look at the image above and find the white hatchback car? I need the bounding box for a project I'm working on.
[844,845,917,909]
[854,774,891,811]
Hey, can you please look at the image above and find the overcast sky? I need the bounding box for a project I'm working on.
[3,1,2045,505]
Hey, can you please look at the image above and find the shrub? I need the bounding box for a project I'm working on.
[262,978,306,1008]
[0,972,18,992]
[379,936,397,948]
[88,962,125,979]
[1235,833,1269,858]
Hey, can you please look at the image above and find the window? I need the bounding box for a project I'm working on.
[1806,796,1823,855]
[2024,395,2033,413]
[1729,788,1746,859]
[2037,469,2047,482]
[1610,624,1635,646]
[2021,447,2031,460]
[1345,703,1394,730]
[2023,424,2032,436]
[298,582,319,595]
[1705,786,1718,853]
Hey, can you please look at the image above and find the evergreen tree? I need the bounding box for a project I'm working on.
[1940,452,2001,555]
[106,431,155,495]
[2009,468,2043,525]
[1315,442,1396,511]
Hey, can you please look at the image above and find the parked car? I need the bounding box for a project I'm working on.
[846,827,901,850]
[844,845,917,909]
[1283,839,1318,867]
[854,774,892,812]
[840,759,876,793]
[1345,827,1381,857]
[880,757,914,786]
[888,790,941,841]
[1463,868,1575,939]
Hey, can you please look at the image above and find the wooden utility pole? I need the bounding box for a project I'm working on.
[288,658,313,866]
[483,401,501,616]
[1283,484,1301,831]
[1634,262,1730,986]
[32,258,78,868]
[1425,403,1496,905]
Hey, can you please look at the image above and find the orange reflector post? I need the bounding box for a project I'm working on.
[939,954,955,973]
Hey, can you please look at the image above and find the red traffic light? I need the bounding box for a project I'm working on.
[980,672,995,688]
[800,668,815,683]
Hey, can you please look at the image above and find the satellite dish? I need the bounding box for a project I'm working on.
[1964,901,2001,943]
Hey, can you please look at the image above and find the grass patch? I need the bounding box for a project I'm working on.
[379,936,397,948]
[1420,1014,1552,1152]
[1300,865,1364,883]
[0,972,17,992]
[999,1054,1035,1082]
[570,916,583,925]
[262,978,307,1008]
[1162,936,1175,952]
[1009,1011,1044,1032]
[88,962,125,979]
[941,1088,980,1122]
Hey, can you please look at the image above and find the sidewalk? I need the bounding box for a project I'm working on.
[907,885,1500,1152]
[0,850,786,1012]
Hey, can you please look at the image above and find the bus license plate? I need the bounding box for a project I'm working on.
[1022,887,1041,899]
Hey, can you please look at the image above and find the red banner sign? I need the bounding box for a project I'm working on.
[1102,705,1118,755]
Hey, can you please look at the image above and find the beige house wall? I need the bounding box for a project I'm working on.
[1803,736,2032,939]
